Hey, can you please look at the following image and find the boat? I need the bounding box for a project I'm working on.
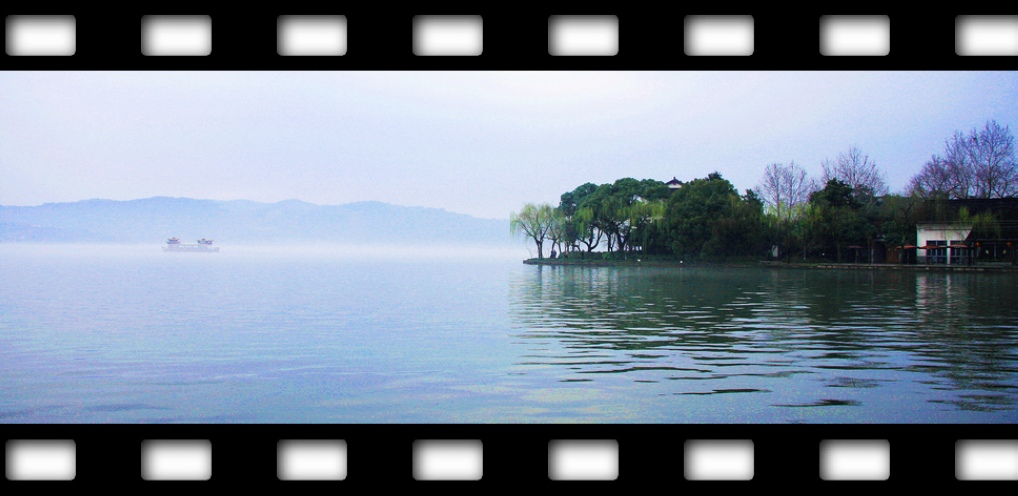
[163,237,220,252]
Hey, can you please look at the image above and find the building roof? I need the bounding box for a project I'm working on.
[915,199,1018,243]
[916,222,972,228]
[947,198,1018,221]
[950,198,1018,240]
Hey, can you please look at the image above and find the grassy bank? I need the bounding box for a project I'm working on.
[522,258,756,268]
[523,258,1018,272]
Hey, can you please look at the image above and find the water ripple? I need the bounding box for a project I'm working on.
[509,265,1018,420]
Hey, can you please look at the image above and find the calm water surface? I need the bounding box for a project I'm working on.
[2,245,1017,423]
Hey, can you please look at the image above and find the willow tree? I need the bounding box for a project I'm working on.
[622,199,667,256]
[546,208,569,256]
[574,206,602,252]
[560,182,603,253]
[510,203,554,259]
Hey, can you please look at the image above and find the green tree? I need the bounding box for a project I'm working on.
[559,183,602,253]
[702,189,768,259]
[546,207,569,256]
[582,178,671,257]
[580,182,623,253]
[627,179,671,256]
[622,199,668,256]
[556,179,670,258]
[510,203,554,259]
[575,180,630,254]
[807,179,870,262]
[877,193,920,248]
[665,172,766,260]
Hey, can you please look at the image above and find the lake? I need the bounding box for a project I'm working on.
[2,245,1017,423]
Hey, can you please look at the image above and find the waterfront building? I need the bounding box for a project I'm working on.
[915,198,1018,265]
[916,223,972,265]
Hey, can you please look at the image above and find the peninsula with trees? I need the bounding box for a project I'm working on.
[511,119,1018,267]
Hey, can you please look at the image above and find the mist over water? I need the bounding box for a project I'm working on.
[1,244,1016,423]
[0,242,528,261]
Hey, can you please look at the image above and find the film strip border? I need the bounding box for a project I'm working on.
[1,12,1017,69]
[2,425,1018,486]
[3,10,1018,489]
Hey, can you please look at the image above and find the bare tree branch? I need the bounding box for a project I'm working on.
[756,161,815,221]
[821,146,888,203]
[969,120,1018,198]
[908,120,1017,199]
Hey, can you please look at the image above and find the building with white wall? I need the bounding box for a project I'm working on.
[916,223,971,265]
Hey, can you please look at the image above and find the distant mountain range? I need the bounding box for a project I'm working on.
[0,197,511,246]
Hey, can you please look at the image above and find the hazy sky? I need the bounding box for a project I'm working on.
[2,71,1016,220]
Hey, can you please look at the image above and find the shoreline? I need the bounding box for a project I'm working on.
[523,258,1018,272]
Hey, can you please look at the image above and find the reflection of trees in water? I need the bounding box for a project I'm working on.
[761,270,1018,411]
[509,266,1018,412]
[758,270,909,359]
[508,267,819,392]
[910,273,1018,411]
[738,269,1018,411]
[510,266,766,348]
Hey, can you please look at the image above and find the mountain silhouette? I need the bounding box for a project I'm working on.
[0,197,510,246]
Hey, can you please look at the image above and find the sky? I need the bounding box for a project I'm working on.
[2,71,1017,220]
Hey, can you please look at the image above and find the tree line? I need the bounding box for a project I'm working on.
[512,119,1017,262]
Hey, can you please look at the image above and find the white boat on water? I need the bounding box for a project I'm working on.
[163,237,220,252]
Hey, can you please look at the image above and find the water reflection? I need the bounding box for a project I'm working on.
[509,265,1018,421]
